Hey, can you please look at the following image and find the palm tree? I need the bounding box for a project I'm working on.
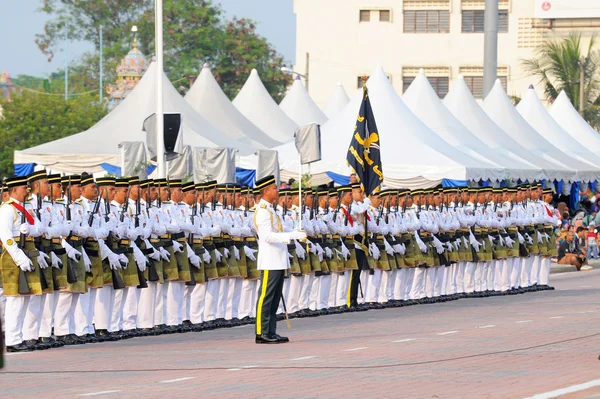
[521,33,600,129]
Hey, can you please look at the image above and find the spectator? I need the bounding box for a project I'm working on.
[583,212,596,227]
[586,224,599,260]
[558,230,588,271]
[576,226,587,247]
[349,173,357,184]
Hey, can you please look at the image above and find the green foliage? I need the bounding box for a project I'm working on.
[0,90,107,177]
[521,33,600,129]
[290,173,312,189]
[36,0,291,100]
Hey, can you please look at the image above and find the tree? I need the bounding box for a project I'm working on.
[36,0,290,100]
[0,90,107,177]
[521,33,600,129]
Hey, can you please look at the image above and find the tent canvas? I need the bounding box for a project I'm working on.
[443,75,572,181]
[232,69,297,143]
[14,62,254,173]
[482,80,596,182]
[185,64,282,149]
[402,70,541,182]
[549,90,600,154]
[279,77,328,127]
[322,82,350,119]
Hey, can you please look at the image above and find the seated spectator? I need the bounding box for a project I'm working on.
[583,212,596,227]
[586,224,599,260]
[558,230,588,271]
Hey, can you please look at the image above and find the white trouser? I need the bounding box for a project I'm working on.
[204,279,220,321]
[530,255,541,285]
[94,285,113,331]
[521,256,533,288]
[473,262,483,292]
[22,294,44,341]
[318,273,332,310]
[464,262,475,293]
[109,287,127,332]
[511,256,522,288]
[0,287,5,331]
[359,270,370,304]
[86,288,99,334]
[138,282,157,329]
[494,260,503,292]
[501,258,513,291]
[216,278,229,319]
[286,275,302,313]
[403,268,415,300]
[238,279,257,319]
[166,281,184,326]
[308,273,320,310]
[122,286,140,330]
[153,282,166,326]
[379,269,393,303]
[76,288,98,335]
[424,268,434,298]
[366,269,382,303]
[4,295,30,346]
[434,267,445,297]
[486,261,494,291]
[539,257,551,286]
[392,268,405,300]
[39,291,59,337]
[328,272,339,308]
[336,271,350,307]
[225,277,243,319]
[456,262,466,294]
[54,292,78,336]
[188,283,206,324]
[298,274,312,310]
[409,267,426,299]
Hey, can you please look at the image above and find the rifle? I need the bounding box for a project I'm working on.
[17,205,31,295]
[65,177,78,284]
[88,193,103,227]
[135,185,148,289]
[186,190,197,287]
[244,187,249,217]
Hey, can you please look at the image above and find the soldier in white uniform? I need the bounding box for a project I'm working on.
[254,175,306,344]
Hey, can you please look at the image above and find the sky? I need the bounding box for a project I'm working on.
[0,0,296,77]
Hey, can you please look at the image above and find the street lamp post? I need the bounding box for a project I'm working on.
[281,66,308,91]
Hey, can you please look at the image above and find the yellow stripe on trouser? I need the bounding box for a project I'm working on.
[347,270,353,307]
[256,270,269,335]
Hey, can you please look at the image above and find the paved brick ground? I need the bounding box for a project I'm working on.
[1,270,599,399]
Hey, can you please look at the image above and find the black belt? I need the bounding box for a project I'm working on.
[287,243,295,251]
[421,237,433,243]
[84,248,100,257]
[215,242,226,249]
[162,241,174,248]
[233,241,245,249]
[172,232,185,240]
[67,239,82,247]
[53,248,67,256]
[438,234,450,241]
[141,248,154,256]
[113,247,133,255]
[204,243,216,251]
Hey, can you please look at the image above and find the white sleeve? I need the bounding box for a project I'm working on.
[255,208,293,245]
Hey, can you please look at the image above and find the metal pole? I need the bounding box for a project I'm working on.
[65,28,69,101]
[155,0,166,178]
[483,0,498,98]
[298,153,302,231]
[99,25,103,103]
[305,52,310,92]
[579,59,585,115]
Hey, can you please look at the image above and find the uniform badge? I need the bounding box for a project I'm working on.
[6,238,14,246]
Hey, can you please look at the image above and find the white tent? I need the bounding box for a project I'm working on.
[270,67,505,187]
[482,79,596,182]
[232,69,297,143]
[14,62,254,173]
[279,77,328,127]
[322,82,350,119]
[184,64,282,149]
[443,75,572,181]
[550,90,600,154]
[402,70,539,182]
[516,87,600,169]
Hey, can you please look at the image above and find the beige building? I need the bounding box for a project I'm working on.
[293,0,600,107]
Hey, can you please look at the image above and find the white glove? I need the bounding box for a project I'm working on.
[537,233,544,244]
[145,240,161,261]
[118,253,129,267]
[393,243,406,255]
[159,247,171,262]
[544,232,550,242]
[202,250,211,264]
[315,243,324,262]
[469,232,481,252]
[132,245,147,272]
[505,236,515,248]
[19,223,30,235]
[334,248,343,260]
[499,235,505,247]
[214,249,223,262]
[340,240,351,260]
[127,226,142,240]
[107,252,122,270]
[324,246,333,259]
[289,231,307,241]
[233,245,240,260]
[15,250,33,272]
[369,242,381,260]
[37,252,50,269]
[82,249,91,272]
[525,233,533,245]
[446,241,454,252]
[415,231,428,253]
[462,236,469,248]
[66,246,82,262]
[517,232,525,244]
[223,247,231,258]
[432,235,445,255]
[172,240,184,253]
[294,240,307,260]
[384,239,395,256]
[488,235,496,244]
[243,245,257,261]
[189,253,201,269]
[50,252,63,269]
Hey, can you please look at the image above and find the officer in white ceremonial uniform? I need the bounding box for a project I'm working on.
[254,175,306,344]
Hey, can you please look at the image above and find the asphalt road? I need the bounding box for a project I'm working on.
[1,270,599,399]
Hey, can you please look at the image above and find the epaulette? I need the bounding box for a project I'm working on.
[3,199,14,205]
[43,200,52,204]
[26,196,33,201]
[75,198,82,203]
[260,204,267,209]
[55,198,65,203]
[249,206,256,212]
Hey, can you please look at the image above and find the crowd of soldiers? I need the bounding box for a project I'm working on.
[0,171,559,352]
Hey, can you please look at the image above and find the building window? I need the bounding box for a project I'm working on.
[380,10,391,22]
[357,75,391,88]
[404,10,450,33]
[463,76,508,98]
[360,10,371,22]
[403,76,449,98]
[462,10,509,33]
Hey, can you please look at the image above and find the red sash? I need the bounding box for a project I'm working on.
[11,201,34,224]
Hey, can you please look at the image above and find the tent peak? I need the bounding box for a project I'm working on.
[457,74,465,81]
[418,68,425,74]
[202,62,210,69]
[528,84,534,89]
[336,81,343,86]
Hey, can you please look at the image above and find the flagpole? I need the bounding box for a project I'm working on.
[298,153,302,230]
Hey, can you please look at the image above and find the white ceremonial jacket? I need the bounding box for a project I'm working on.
[253,199,297,271]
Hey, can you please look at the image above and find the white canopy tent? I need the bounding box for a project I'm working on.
[322,82,350,119]
[279,77,328,127]
[516,87,600,169]
[14,62,254,173]
[184,64,282,149]
[482,80,596,182]
[549,90,600,154]
[232,69,297,143]
[263,67,505,188]
[402,70,539,182]
[443,75,571,181]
